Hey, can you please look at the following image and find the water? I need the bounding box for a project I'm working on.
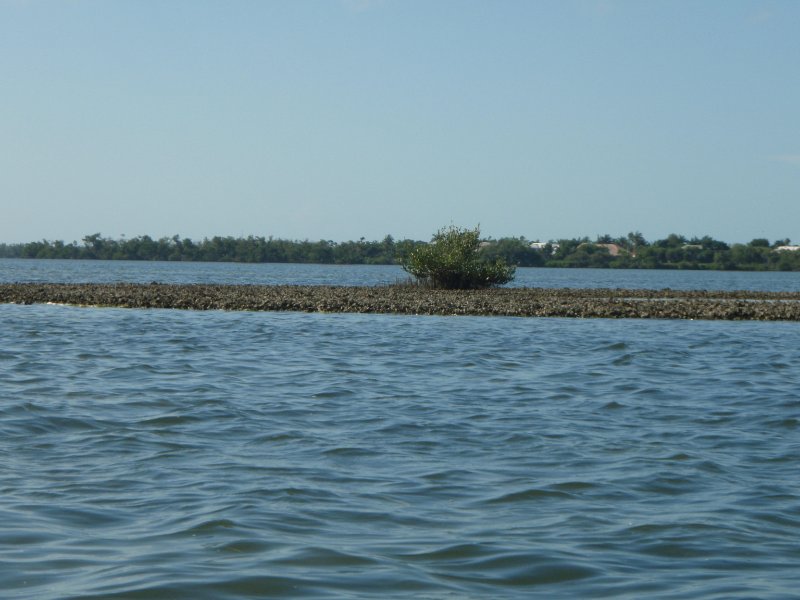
[3,258,800,291]
[1,261,800,598]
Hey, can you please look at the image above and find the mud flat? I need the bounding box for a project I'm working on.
[3,283,800,320]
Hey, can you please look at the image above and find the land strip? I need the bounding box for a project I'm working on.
[3,283,800,321]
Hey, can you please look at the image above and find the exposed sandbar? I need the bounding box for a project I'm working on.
[2,283,800,320]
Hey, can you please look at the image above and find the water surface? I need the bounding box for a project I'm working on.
[2,258,800,291]
[1,304,798,598]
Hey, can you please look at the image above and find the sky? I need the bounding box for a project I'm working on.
[1,0,798,245]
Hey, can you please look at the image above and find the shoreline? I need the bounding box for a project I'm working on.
[3,283,800,321]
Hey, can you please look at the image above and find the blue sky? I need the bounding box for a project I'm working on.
[1,0,798,244]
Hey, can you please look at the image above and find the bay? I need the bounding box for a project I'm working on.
[2,258,800,291]
[1,260,799,598]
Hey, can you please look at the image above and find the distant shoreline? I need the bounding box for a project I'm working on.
[3,283,800,321]
[3,231,800,272]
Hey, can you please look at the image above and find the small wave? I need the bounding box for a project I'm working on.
[74,575,314,599]
[272,546,379,568]
[211,539,277,554]
[765,417,799,429]
[638,475,697,496]
[4,414,104,435]
[663,452,692,461]
[322,446,380,458]
[602,400,625,409]
[550,481,598,491]
[311,387,356,399]
[639,541,709,558]
[136,414,203,427]
[598,341,628,351]
[612,353,634,366]
[181,518,238,535]
[433,552,600,586]
[415,543,496,562]
[484,488,572,504]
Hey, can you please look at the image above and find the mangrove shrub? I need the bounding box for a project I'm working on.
[402,225,516,289]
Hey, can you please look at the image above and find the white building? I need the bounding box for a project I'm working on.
[529,242,560,252]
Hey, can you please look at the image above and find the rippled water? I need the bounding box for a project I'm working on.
[3,258,800,291]
[2,302,799,598]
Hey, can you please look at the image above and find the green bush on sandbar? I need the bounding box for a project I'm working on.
[401,225,516,289]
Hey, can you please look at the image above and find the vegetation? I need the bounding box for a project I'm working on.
[2,231,800,272]
[0,233,419,265]
[401,225,515,289]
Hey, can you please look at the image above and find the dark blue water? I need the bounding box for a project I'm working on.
[1,261,799,598]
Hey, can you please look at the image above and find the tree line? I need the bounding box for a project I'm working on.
[2,231,800,271]
[0,233,415,265]
[480,233,800,271]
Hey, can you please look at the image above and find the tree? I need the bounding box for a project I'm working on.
[480,237,544,267]
[626,231,648,253]
[402,225,515,289]
[655,233,687,248]
[82,233,104,259]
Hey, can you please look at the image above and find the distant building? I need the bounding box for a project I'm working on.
[595,243,624,257]
[529,242,559,252]
[774,245,800,252]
